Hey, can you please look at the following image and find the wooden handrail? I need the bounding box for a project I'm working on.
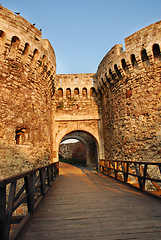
[99,159,161,197]
[0,162,59,240]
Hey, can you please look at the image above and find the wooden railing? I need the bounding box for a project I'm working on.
[0,162,59,240]
[99,159,161,197]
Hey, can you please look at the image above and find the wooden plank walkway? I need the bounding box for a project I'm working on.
[19,162,161,240]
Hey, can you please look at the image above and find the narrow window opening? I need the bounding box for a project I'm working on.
[74,88,79,97]
[22,43,29,56]
[153,44,161,61]
[109,69,115,82]
[105,73,111,85]
[101,77,106,88]
[0,30,5,38]
[76,77,77,84]
[121,59,130,74]
[82,88,87,98]
[131,54,138,70]
[58,88,63,98]
[9,36,20,57]
[66,88,71,98]
[90,87,96,97]
[42,55,46,66]
[0,30,5,50]
[114,64,122,79]
[32,49,39,61]
[141,49,150,66]
[60,78,62,85]
[15,128,27,145]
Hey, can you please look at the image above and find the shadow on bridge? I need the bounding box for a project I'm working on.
[19,162,161,240]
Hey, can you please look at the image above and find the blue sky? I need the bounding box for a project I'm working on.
[1,0,161,74]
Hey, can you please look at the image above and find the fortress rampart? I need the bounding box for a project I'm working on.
[54,73,97,116]
[0,5,161,177]
[97,21,161,88]
[96,21,161,163]
[0,6,56,178]
[52,73,104,166]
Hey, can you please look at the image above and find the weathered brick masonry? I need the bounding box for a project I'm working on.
[96,21,161,163]
[59,141,86,161]
[0,5,161,178]
[0,6,56,178]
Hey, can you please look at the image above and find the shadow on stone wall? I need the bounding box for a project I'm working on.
[0,145,50,180]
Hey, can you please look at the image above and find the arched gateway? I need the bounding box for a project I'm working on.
[51,73,105,166]
[59,130,99,167]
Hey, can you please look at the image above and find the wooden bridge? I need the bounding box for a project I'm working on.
[1,161,161,240]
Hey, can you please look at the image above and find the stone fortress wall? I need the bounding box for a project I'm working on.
[54,73,98,116]
[59,141,86,162]
[96,21,161,162]
[0,5,161,178]
[52,73,104,167]
[0,6,56,178]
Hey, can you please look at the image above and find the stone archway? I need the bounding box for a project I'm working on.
[58,130,99,168]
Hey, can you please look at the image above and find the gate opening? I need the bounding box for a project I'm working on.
[59,138,86,166]
[58,131,98,168]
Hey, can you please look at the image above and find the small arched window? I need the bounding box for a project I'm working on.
[15,127,27,145]
[82,88,87,98]
[105,73,111,85]
[109,69,115,82]
[58,88,63,98]
[0,30,5,38]
[9,36,20,58]
[114,64,122,79]
[22,43,30,56]
[32,49,39,61]
[42,55,46,66]
[11,36,20,47]
[90,87,96,97]
[141,48,150,66]
[0,30,5,51]
[130,54,138,70]
[66,88,71,98]
[153,43,161,61]
[74,88,79,97]
[121,59,129,75]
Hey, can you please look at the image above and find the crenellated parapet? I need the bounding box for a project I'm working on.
[96,21,161,93]
[0,6,56,97]
[55,73,96,98]
[52,73,104,165]
[53,73,99,115]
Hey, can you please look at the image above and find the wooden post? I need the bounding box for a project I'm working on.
[142,163,147,190]
[0,186,6,240]
[124,162,129,183]
[108,161,110,175]
[25,174,35,214]
[51,165,54,181]
[40,169,46,196]
[114,162,118,179]
[47,166,52,186]
[135,163,143,191]
[5,181,17,240]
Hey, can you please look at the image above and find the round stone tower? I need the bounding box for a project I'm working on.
[0,6,56,178]
[96,21,161,163]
